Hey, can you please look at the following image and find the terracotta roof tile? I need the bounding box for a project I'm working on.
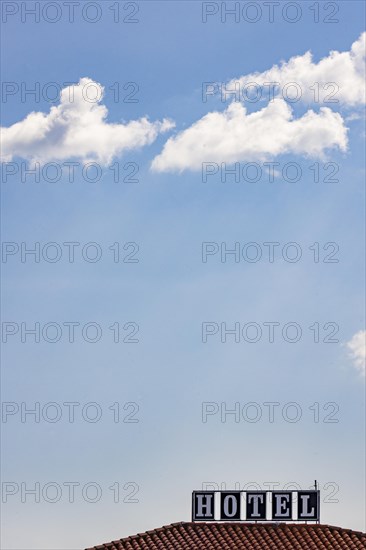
[86,522,366,550]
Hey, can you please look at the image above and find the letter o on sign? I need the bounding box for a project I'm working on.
[220,492,241,520]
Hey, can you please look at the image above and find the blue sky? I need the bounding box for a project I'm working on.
[1,2,365,549]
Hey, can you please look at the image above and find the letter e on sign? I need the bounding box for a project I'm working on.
[272,492,292,520]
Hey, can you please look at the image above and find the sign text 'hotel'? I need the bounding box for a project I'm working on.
[192,490,320,522]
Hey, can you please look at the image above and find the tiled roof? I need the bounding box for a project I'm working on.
[86,522,366,549]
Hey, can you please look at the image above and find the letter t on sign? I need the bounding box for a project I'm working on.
[192,492,215,521]
[246,491,267,520]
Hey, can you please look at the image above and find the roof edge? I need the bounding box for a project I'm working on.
[85,521,366,550]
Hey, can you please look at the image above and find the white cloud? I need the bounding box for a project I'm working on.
[1,78,175,165]
[345,112,364,122]
[347,330,366,377]
[151,99,348,172]
[228,32,365,106]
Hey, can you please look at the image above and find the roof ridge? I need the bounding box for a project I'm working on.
[184,522,366,535]
[86,521,366,549]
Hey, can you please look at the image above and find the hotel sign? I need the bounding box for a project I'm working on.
[192,490,319,522]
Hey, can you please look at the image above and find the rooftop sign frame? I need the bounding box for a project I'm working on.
[192,489,320,523]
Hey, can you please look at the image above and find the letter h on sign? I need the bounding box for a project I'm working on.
[192,492,215,521]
